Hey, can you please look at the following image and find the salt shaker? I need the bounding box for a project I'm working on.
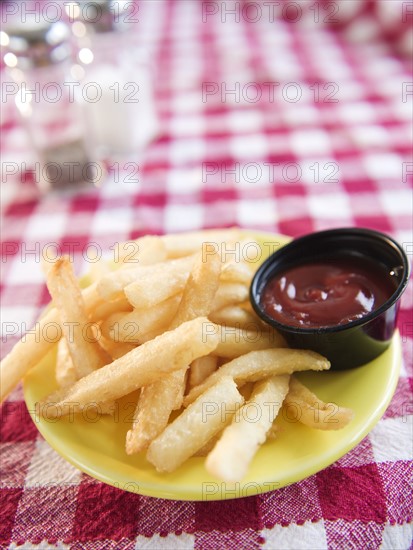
[71,0,158,160]
[2,19,97,191]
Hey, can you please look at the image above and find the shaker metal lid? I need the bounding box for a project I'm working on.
[2,20,71,69]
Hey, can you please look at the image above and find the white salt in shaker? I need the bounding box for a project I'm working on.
[71,0,158,160]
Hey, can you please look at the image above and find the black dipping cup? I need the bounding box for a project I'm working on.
[250,228,410,370]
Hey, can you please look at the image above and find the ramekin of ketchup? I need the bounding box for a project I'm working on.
[250,228,410,370]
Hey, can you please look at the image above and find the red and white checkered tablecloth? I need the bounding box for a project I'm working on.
[1,0,412,548]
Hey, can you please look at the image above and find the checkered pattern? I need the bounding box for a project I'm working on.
[1,0,412,548]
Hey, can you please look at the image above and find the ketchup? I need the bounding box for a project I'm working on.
[261,257,397,328]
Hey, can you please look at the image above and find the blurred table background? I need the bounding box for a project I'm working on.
[1,0,412,549]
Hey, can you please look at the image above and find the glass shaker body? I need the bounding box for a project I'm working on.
[16,61,94,190]
[3,21,98,191]
[77,30,158,160]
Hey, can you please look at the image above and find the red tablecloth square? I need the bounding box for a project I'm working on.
[195,496,260,532]
[1,401,38,443]
[70,195,101,214]
[0,488,24,546]
[278,217,316,238]
[5,200,38,218]
[316,463,387,522]
[71,480,140,542]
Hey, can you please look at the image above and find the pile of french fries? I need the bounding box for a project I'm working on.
[0,229,353,483]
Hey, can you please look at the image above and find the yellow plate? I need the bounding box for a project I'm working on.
[23,232,401,501]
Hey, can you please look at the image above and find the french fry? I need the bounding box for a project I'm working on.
[43,317,219,414]
[205,374,290,481]
[97,255,195,302]
[238,381,254,401]
[209,305,259,328]
[126,251,222,453]
[220,262,254,285]
[183,348,330,407]
[189,355,218,389]
[117,235,167,267]
[100,312,125,342]
[81,283,106,316]
[125,370,189,454]
[166,247,221,409]
[211,282,249,311]
[161,228,242,259]
[55,337,77,389]
[0,232,238,402]
[214,326,286,358]
[233,238,261,265]
[46,257,110,378]
[114,296,180,343]
[134,326,166,344]
[146,376,244,472]
[87,258,112,281]
[90,296,132,323]
[123,256,196,309]
[165,370,187,411]
[97,268,149,301]
[0,281,102,403]
[284,376,354,430]
[198,236,259,265]
[170,250,222,329]
[98,335,136,360]
[1,308,59,402]
[194,432,223,457]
